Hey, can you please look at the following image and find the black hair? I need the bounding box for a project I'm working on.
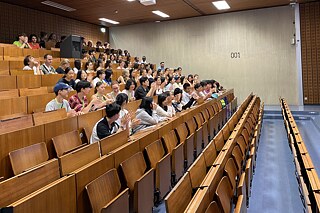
[125,79,135,90]
[29,34,38,41]
[75,80,91,93]
[23,55,31,66]
[139,96,153,116]
[139,76,149,85]
[48,33,56,41]
[76,70,87,81]
[105,103,121,118]
[116,93,128,106]
[95,70,105,79]
[133,63,139,69]
[85,61,92,70]
[64,67,73,75]
[180,76,185,84]
[167,76,173,86]
[200,81,207,87]
[105,69,113,80]
[158,93,168,109]
[105,60,111,69]
[194,83,201,90]
[174,88,183,96]
[44,54,52,59]
[74,59,82,70]
[183,83,191,90]
[94,81,104,93]
[187,74,194,83]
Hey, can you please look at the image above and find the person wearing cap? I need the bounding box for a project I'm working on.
[13,33,30,49]
[69,80,103,113]
[45,83,78,117]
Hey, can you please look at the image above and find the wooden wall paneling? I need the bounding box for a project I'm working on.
[300,4,308,103]
[310,5,318,104]
[306,4,313,103]
[0,125,45,179]
[316,3,320,102]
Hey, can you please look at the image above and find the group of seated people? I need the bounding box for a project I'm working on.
[44,58,224,143]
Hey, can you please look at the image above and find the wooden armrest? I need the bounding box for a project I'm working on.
[101,188,129,213]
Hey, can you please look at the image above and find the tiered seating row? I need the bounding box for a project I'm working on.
[0,90,236,213]
[165,93,264,213]
[280,98,320,213]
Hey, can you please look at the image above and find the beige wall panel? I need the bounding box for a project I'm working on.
[110,6,298,105]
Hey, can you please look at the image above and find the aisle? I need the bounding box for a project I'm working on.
[248,117,303,213]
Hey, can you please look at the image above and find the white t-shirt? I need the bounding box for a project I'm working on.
[23,66,37,75]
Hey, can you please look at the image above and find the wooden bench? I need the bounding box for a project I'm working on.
[27,93,56,113]
[0,75,17,89]
[99,128,129,155]
[0,159,60,207]
[0,89,19,99]
[0,114,33,134]
[19,87,48,96]
[176,122,194,169]
[86,168,129,213]
[41,74,63,87]
[16,75,41,88]
[120,152,154,213]
[2,174,77,213]
[33,108,67,125]
[9,142,49,175]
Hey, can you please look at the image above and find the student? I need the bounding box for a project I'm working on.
[107,81,120,102]
[115,93,140,132]
[121,79,136,101]
[90,103,130,143]
[40,54,56,74]
[58,67,76,89]
[45,83,78,117]
[75,70,88,84]
[181,83,198,108]
[27,34,40,49]
[134,97,160,133]
[91,82,113,109]
[56,59,70,74]
[13,33,30,48]
[23,55,42,75]
[134,77,156,100]
[68,80,102,113]
[157,92,175,119]
[92,70,106,88]
[172,88,183,112]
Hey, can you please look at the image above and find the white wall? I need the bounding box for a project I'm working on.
[110,6,299,105]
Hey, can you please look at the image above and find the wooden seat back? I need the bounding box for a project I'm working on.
[214,131,224,152]
[187,154,207,189]
[59,142,100,176]
[52,130,83,157]
[33,108,67,125]
[161,129,179,154]
[86,168,129,213]
[186,118,196,135]
[9,142,49,175]
[224,158,238,192]
[205,201,222,213]
[77,110,104,141]
[120,152,147,191]
[165,173,193,213]
[145,139,166,169]
[41,74,64,87]
[215,176,233,213]
[202,141,217,167]
[175,122,188,142]
[0,61,9,70]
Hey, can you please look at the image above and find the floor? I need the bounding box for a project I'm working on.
[153,105,320,213]
[247,114,304,213]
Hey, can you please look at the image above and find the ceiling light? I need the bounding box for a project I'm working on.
[155,21,161,23]
[100,27,106,33]
[99,18,120,25]
[152,10,170,18]
[212,1,230,10]
[41,1,76,12]
[127,0,135,1]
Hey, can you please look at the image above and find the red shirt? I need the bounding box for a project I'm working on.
[28,42,40,49]
[68,94,88,112]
